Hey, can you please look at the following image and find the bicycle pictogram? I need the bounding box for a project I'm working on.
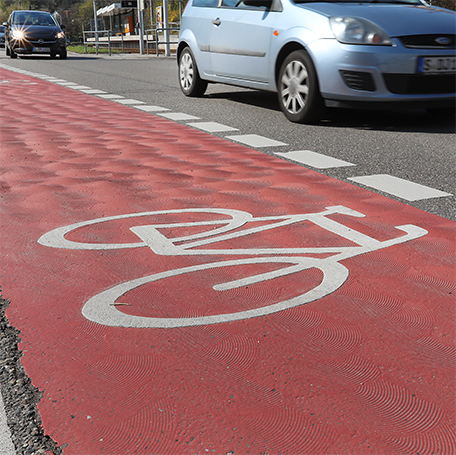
[38,206,427,328]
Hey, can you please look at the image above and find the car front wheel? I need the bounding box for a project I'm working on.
[178,47,207,97]
[9,46,17,58]
[278,50,324,124]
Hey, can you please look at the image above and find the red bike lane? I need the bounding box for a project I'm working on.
[1,67,455,454]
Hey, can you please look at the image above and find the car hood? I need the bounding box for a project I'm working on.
[297,2,456,36]
[13,24,61,39]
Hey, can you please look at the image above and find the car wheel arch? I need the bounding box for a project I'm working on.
[177,42,186,63]
[275,42,310,89]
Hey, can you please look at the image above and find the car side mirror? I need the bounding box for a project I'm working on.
[2,22,7,26]
[243,0,273,7]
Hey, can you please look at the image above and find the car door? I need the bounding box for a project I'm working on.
[210,0,278,83]
[183,0,221,76]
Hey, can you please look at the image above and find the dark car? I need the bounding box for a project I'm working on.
[3,10,67,59]
[0,25,5,48]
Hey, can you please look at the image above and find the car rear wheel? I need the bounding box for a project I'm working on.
[178,47,207,97]
[278,50,324,124]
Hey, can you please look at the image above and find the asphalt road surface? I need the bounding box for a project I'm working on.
[0,52,455,454]
[0,52,454,221]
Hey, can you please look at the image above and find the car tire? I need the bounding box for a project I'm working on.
[278,50,324,124]
[60,50,67,59]
[9,46,17,59]
[178,47,208,97]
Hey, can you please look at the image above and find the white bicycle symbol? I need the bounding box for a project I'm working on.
[38,206,427,328]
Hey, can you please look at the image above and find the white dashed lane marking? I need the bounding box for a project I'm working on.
[97,94,125,99]
[134,105,170,112]
[114,99,146,105]
[69,85,91,90]
[276,150,356,169]
[41,78,67,82]
[188,122,239,133]
[0,63,452,204]
[348,174,452,201]
[225,134,288,148]
[56,82,79,86]
[158,112,201,121]
[81,89,108,94]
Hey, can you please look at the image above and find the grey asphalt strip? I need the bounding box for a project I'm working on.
[0,392,15,455]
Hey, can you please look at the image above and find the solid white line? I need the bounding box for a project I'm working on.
[348,174,452,201]
[187,122,238,133]
[225,134,288,148]
[276,150,355,169]
[0,393,15,455]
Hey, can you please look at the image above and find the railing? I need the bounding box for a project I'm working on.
[83,30,123,56]
[82,27,179,56]
[146,25,180,57]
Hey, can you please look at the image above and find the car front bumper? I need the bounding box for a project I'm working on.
[9,39,66,55]
[307,38,456,107]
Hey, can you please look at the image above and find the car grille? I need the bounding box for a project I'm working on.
[340,71,376,91]
[398,34,456,49]
[28,39,57,45]
[383,73,456,95]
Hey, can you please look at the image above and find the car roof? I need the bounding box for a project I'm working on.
[12,10,51,13]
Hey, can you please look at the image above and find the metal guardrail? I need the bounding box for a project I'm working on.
[146,26,179,57]
[83,27,179,57]
[83,30,123,56]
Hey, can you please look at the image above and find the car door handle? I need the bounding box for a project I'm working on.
[212,18,221,26]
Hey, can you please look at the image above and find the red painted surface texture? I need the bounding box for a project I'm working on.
[0,68,455,454]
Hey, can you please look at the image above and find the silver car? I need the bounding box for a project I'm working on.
[178,0,455,123]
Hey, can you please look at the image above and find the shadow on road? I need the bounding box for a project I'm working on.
[208,89,455,134]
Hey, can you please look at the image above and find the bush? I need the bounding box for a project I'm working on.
[430,0,456,10]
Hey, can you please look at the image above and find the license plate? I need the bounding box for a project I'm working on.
[417,56,456,74]
[33,47,50,53]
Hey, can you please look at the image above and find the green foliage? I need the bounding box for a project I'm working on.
[67,43,121,52]
[430,0,455,10]
[152,0,183,24]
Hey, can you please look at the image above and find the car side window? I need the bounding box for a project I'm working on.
[192,0,219,7]
[221,0,268,9]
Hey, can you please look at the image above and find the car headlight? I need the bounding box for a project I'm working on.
[56,31,65,39]
[11,29,25,40]
[330,17,392,46]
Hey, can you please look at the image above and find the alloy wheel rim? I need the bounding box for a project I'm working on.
[281,60,309,114]
[180,53,194,91]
